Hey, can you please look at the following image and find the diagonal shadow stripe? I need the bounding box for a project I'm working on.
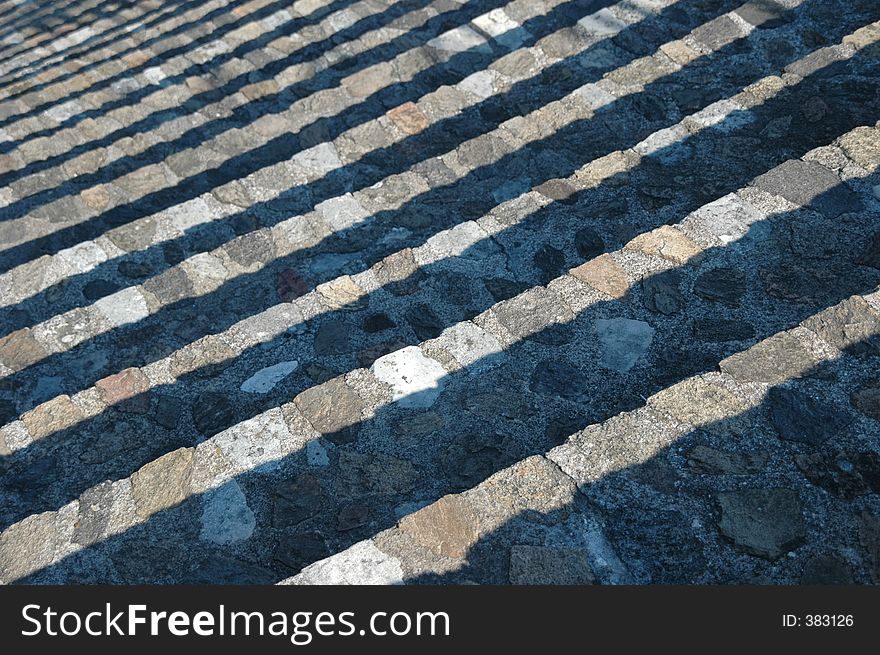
[0,0,615,217]
[1,5,870,404]
[0,0,153,67]
[0,0,211,83]
[398,332,880,584]
[0,43,876,539]
[0,0,718,325]
[0,0,331,117]
[8,163,879,583]
[0,0,173,68]
[0,0,104,46]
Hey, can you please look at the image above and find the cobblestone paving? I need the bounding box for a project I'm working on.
[0,0,879,584]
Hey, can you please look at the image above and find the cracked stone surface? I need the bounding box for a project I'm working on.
[0,0,879,586]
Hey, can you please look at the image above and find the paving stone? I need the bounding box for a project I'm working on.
[719,332,819,384]
[95,367,150,413]
[800,553,854,585]
[130,447,194,519]
[801,295,880,357]
[751,160,862,217]
[240,361,299,393]
[142,267,194,305]
[692,267,747,307]
[794,450,880,499]
[716,488,805,560]
[509,545,594,584]
[577,8,627,36]
[286,541,403,585]
[529,360,586,399]
[493,287,573,344]
[371,346,446,409]
[686,445,769,475]
[154,394,184,429]
[838,125,880,170]
[0,513,59,583]
[642,270,685,315]
[316,193,370,231]
[625,226,703,265]
[387,101,429,135]
[570,254,628,299]
[0,328,47,372]
[735,0,791,28]
[192,392,235,436]
[768,386,852,446]
[691,16,745,51]
[200,481,255,545]
[294,377,364,444]
[650,377,749,436]
[427,25,490,53]
[21,395,82,440]
[595,318,654,372]
[436,322,503,371]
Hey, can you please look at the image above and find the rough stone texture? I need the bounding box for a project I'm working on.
[717,489,805,560]
[130,448,194,519]
[21,395,83,440]
[2,0,880,587]
[570,254,629,298]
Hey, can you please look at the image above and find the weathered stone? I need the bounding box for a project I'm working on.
[735,0,790,28]
[95,367,150,413]
[692,16,744,51]
[371,346,446,409]
[240,361,298,393]
[0,328,47,372]
[387,102,429,135]
[142,267,193,305]
[751,160,862,217]
[574,227,605,260]
[398,494,481,560]
[313,319,352,355]
[192,392,235,436]
[794,450,880,498]
[686,445,769,475]
[529,360,586,398]
[625,226,703,265]
[200,481,255,545]
[21,395,82,440]
[802,296,880,357]
[341,61,394,98]
[595,318,654,372]
[693,267,746,307]
[0,512,59,582]
[768,386,851,446]
[650,378,748,436]
[719,332,819,384]
[642,270,685,314]
[851,384,880,421]
[315,275,366,310]
[336,451,418,497]
[800,553,854,584]
[286,541,403,585]
[717,488,805,560]
[130,447,194,518]
[571,254,629,298]
[154,394,184,429]
[509,545,593,584]
[294,377,364,444]
[838,126,880,170]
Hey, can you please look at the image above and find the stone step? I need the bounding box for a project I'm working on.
[1,114,877,582]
